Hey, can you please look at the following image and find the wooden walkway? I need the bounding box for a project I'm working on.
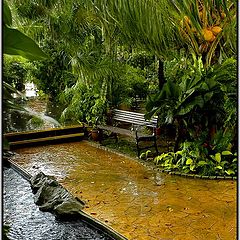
[4,125,87,149]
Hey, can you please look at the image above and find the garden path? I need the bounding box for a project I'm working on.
[11,141,237,240]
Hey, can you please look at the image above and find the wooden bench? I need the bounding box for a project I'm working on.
[98,109,159,158]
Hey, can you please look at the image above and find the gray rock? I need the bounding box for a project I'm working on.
[54,200,83,216]
[30,171,84,218]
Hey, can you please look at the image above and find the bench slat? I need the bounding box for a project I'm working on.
[112,109,157,127]
[113,109,157,118]
[113,116,157,125]
[113,109,145,116]
[113,118,156,127]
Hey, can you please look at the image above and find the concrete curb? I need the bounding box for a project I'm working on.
[158,168,237,180]
[86,141,237,181]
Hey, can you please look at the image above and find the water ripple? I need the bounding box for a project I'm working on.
[3,167,112,240]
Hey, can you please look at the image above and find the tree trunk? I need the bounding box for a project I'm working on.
[174,119,188,152]
[174,122,180,152]
[158,59,165,90]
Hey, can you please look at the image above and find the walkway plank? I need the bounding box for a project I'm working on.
[9,133,84,149]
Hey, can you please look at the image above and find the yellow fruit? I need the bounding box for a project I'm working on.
[221,12,226,19]
[180,20,184,27]
[211,26,222,35]
[191,27,197,33]
[202,29,214,41]
[184,16,191,24]
[209,35,216,42]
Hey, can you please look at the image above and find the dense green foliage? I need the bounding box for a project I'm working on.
[154,141,237,176]
[149,57,237,175]
[3,0,47,112]
[3,58,27,91]
[3,1,47,60]
[32,45,77,100]
[4,0,237,176]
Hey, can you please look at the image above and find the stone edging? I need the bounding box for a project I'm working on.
[155,168,237,180]
[6,159,128,240]
[86,141,237,181]
[80,211,128,240]
[8,159,32,182]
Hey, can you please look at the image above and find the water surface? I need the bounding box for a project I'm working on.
[3,167,113,240]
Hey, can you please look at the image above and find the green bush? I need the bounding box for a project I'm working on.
[60,83,107,126]
[154,139,237,176]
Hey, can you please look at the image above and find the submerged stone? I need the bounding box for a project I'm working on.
[54,200,84,217]
[30,171,84,218]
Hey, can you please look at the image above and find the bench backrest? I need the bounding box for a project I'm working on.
[112,109,158,128]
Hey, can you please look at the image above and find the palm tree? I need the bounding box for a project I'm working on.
[8,0,133,123]
[93,0,236,68]
[169,0,236,67]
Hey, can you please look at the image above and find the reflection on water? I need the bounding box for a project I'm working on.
[24,107,61,127]
[3,109,29,133]
[25,82,37,98]
[3,167,113,240]
[3,82,64,133]
[3,99,62,133]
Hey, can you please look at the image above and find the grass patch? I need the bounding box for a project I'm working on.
[100,135,166,159]
[101,137,137,158]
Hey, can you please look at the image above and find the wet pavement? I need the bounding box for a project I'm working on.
[11,141,237,240]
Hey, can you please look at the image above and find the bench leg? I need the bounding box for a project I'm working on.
[136,138,158,158]
[136,139,141,158]
[154,137,159,156]
[114,133,118,143]
[98,129,103,144]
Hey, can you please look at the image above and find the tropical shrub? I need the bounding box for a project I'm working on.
[154,139,237,176]
[60,82,107,126]
[31,41,77,101]
[146,57,237,150]
[3,57,28,91]
[115,65,149,108]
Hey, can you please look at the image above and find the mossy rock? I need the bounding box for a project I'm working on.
[30,171,84,218]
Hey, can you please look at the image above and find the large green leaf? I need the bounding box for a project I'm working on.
[215,153,221,163]
[204,92,213,102]
[225,169,235,175]
[221,151,233,156]
[197,161,207,166]
[3,26,47,60]
[3,1,12,26]
[186,158,193,165]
